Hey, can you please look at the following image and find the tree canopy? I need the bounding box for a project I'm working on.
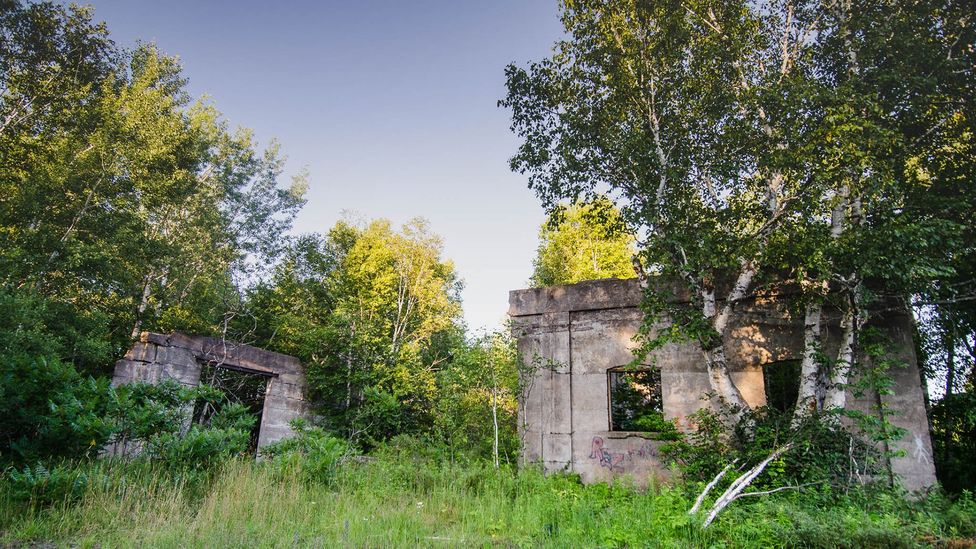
[0,1,306,372]
[244,218,468,444]
[531,196,636,287]
[503,0,975,425]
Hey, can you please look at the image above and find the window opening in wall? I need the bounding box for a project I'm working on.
[192,360,272,452]
[762,359,801,413]
[608,366,664,431]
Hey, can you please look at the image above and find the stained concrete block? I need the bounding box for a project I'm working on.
[263,396,311,415]
[571,308,642,374]
[159,362,202,386]
[520,371,545,433]
[572,373,610,432]
[521,430,543,464]
[267,381,305,401]
[573,431,669,486]
[730,368,767,409]
[152,345,196,368]
[124,342,157,363]
[511,277,937,490]
[542,433,573,465]
[544,372,573,434]
[661,371,713,428]
[111,332,314,456]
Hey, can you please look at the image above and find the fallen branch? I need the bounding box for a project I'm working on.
[734,482,816,499]
[689,460,738,515]
[702,443,794,528]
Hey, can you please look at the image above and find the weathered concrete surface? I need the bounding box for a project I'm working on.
[511,278,937,491]
[110,332,313,453]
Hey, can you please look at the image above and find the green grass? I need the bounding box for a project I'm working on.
[2,447,974,548]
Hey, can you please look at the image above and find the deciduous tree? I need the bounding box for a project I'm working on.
[531,196,636,287]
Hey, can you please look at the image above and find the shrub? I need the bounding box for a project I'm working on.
[261,419,353,485]
[3,462,95,505]
[663,407,881,491]
[931,391,976,493]
[0,354,114,466]
[147,425,252,469]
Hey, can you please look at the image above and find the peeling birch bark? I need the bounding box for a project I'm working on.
[130,273,154,340]
[699,264,755,421]
[793,281,827,423]
[703,344,749,419]
[689,461,737,515]
[825,304,856,410]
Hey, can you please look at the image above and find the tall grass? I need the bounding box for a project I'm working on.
[2,446,973,547]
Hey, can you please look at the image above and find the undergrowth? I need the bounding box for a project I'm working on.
[1,437,973,548]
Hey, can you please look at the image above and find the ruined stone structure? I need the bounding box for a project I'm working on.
[510,278,937,490]
[111,332,312,451]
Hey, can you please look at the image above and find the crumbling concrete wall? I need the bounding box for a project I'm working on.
[111,332,313,452]
[510,278,937,491]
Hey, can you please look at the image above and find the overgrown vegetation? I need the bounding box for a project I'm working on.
[530,196,636,287]
[1,0,975,545]
[2,437,974,548]
[503,0,976,496]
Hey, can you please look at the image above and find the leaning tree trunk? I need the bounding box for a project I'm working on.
[698,264,755,424]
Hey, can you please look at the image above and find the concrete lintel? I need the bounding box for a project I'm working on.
[509,278,645,317]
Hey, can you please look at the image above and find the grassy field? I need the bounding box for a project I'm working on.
[2,444,974,548]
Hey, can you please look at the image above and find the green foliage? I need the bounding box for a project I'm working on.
[4,462,95,506]
[0,0,305,469]
[0,288,116,465]
[531,196,636,287]
[1,451,974,547]
[147,424,252,470]
[432,331,520,461]
[502,0,976,437]
[631,414,682,441]
[0,0,306,382]
[109,379,257,468]
[243,218,464,446]
[261,419,353,485]
[664,408,881,491]
[931,391,976,493]
[0,354,113,466]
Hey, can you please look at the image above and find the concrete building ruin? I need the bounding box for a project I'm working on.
[111,332,313,452]
[510,278,937,491]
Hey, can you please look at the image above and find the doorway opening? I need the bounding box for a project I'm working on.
[192,360,272,452]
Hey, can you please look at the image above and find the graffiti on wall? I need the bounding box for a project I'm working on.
[588,436,658,472]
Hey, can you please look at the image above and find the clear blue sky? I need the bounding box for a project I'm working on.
[80,1,566,332]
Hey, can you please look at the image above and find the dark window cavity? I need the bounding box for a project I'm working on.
[608,366,664,431]
[762,359,802,413]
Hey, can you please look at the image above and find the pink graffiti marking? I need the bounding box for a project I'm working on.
[589,436,625,471]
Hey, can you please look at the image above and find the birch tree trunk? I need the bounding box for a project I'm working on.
[130,272,155,339]
[699,264,756,422]
[793,297,824,420]
[824,287,861,410]
[491,370,500,469]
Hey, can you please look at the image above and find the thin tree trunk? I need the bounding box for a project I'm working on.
[699,264,755,422]
[130,273,154,339]
[702,443,794,528]
[794,297,824,421]
[702,343,750,421]
[491,370,500,469]
[345,321,356,411]
[824,290,859,410]
[945,328,956,396]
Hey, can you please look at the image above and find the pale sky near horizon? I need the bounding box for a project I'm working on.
[78,1,566,333]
